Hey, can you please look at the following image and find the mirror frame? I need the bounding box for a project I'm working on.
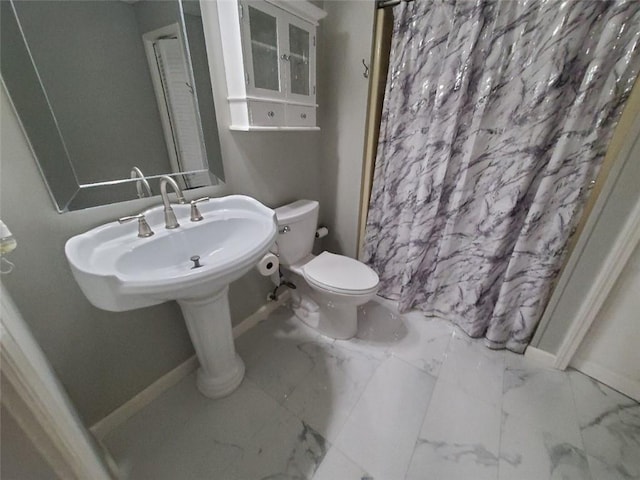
[0,0,223,212]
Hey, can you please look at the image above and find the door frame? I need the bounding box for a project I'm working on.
[553,196,640,370]
[530,99,640,371]
[0,284,117,480]
[142,23,185,179]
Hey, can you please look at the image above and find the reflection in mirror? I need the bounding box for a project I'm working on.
[0,0,224,212]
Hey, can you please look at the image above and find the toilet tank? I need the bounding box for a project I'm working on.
[274,200,319,267]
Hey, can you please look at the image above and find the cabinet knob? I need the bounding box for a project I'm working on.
[300,113,307,119]
[280,54,290,61]
[267,111,275,118]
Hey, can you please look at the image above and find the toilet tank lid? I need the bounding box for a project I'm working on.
[274,199,319,224]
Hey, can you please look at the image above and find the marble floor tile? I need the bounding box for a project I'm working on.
[569,370,640,479]
[335,299,405,357]
[312,447,370,480]
[224,405,328,480]
[104,374,280,480]
[334,356,436,480]
[406,378,501,480]
[356,298,403,342]
[438,331,505,407]
[239,308,333,403]
[582,403,640,479]
[100,299,640,480]
[243,336,325,403]
[284,340,382,442]
[569,369,638,425]
[235,306,323,366]
[588,454,639,480]
[389,312,454,377]
[502,363,583,446]
[503,348,545,370]
[499,412,591,480]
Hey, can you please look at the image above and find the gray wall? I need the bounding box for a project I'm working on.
[13,1,171,183]
[133,0,181,34]
[0,0,377,429]
[1,87,197,425]
[317,1,375,257]
[0,1,78,210]
[0,0,328,427]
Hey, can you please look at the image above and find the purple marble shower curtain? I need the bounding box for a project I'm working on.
[362,0,640,352]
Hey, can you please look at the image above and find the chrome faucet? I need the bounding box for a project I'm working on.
[130,167,153,199]
[159,176,186,229]
[118,213,154,238]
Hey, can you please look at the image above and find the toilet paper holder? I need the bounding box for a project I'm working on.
[315,226,328,238]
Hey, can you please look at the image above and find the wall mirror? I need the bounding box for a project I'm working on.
[1,0,224,212]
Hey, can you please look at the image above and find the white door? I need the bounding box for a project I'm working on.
[571,240,640,401]
[154,38,208,185]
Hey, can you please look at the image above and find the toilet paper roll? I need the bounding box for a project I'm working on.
[256,252,279,276]
[315,227,329,239]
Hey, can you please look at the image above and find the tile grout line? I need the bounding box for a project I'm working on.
[496,349,507,480]
[401,373,442,480]
[217,376,287,479]
[295,302,407,447]
[325,351,390,448]
[400,312,457,480]
[308,349,385,479]
[308,305,409,476]
[227,308,334,477]
[240,316,340,478]
[566,370,597,479]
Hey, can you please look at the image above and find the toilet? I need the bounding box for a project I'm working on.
[274,200,379,339]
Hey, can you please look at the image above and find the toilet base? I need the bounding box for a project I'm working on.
[288,277,364,339]
[292,294,358,340]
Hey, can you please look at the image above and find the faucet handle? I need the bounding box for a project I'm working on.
[118,214,154,238]
[190,197,210,222]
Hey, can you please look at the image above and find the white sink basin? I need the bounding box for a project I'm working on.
[66,195,276,311]
[65,195,277,398]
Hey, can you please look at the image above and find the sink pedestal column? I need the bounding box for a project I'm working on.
[177,286,245,398]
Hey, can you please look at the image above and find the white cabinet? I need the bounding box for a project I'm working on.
[217,0,326,130]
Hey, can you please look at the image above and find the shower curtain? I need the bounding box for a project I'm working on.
[362,0,640,352]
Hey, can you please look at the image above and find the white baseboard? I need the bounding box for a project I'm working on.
[90,355,198,439]
[524,346,557,368]
[90,294,289,439]
[571,359,640,402]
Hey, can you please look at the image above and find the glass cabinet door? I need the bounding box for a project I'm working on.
[288,24,310,96]
[241,1,317,106]
[247,4,281,93]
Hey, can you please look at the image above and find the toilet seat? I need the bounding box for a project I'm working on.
[302,252,379,296]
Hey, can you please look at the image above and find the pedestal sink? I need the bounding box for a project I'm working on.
[65,195,277,398]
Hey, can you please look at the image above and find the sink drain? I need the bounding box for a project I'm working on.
[190,255,203,269]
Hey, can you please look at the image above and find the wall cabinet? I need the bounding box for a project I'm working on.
[217,0,326,130]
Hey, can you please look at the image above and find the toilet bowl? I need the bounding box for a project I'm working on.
[274,200,379,339]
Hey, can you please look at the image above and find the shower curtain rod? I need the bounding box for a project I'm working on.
[377,0,414,9]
